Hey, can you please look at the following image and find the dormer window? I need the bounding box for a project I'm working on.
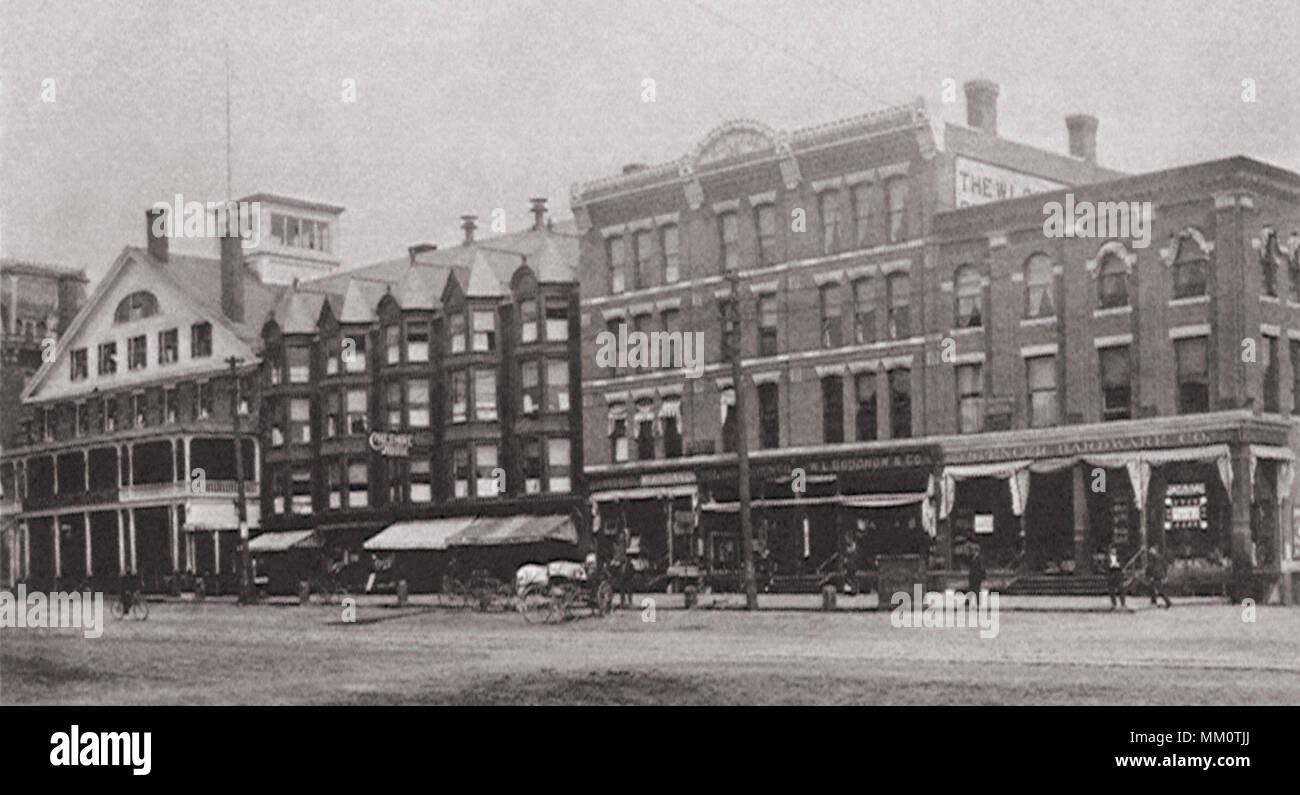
[191,322,213,358]
[270,214,331,253]
[114,291,158,324]
[472,310,496,352]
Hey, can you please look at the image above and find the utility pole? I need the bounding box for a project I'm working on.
[725,273,759,609]
[227,355,251,604]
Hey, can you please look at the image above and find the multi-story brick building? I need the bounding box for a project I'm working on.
[573,79,1300,601]
[1,208,282,594]
[255,200,584,591]
[1,259,88,587]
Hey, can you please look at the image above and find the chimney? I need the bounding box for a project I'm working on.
[408,242,437,264]
[963,79,999,136]
[530,198,548,231]
[146,207,169,263]
[460,215,477,246]
[219,213,245,324]
[1065,114,1099,164]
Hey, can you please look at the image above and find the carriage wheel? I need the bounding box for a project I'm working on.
[518,589,549,623]
[594,581,614,617]
[130,600,149,621]
[111,600,127,620]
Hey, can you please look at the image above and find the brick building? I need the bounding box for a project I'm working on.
[573,79,1300,601]
[255,200,585,591]
[0,208,282,594]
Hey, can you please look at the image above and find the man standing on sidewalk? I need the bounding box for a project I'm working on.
[1106,544,1128,611]
[1145,544,1173,609]
[968,543,985,594]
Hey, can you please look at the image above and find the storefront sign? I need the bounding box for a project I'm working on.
[944,430,1220,465]
[368,431,413,457]
[1164,482,1208,531]
[955,157,1065,208]
[974,514,994,535]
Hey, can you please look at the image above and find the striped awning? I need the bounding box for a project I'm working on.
[448,514,578,547]
[363,517,476,551]
[248,529,319,552]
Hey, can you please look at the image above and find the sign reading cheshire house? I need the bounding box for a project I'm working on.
[369,431,414,457]
[955,157,1065,208]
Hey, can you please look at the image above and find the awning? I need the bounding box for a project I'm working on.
[184,502,237,532]
[842,492,928,508]
[448,514,578,547]
[363,517,476,551]
[248,529,319,553]
[702,495,858,512]
[591,484,698,502]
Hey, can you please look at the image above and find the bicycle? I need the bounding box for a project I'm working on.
[111,589,149,621]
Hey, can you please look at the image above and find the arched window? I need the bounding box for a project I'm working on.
[114,291,158,323]
[954,265,982,328]
[1097,253,1129,308]
[886,272,910,339]
[1172,239,1208,299]
[1024,254,1055,318]
[886,178,908,242]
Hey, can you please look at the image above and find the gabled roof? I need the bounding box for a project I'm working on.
[529,235,575,283]
[393,265,449,311]
[0,258,88,282]
[464,250,505,298]
[269,287,328,335]
[338,278,389,324]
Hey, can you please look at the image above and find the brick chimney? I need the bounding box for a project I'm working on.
[219,212,245,323]
[1065,114,1098,164]
[530,198,548,231]
[146,207,168,263]
[964,79,999,136]
[460,215,477,246]
[408,242,437,264]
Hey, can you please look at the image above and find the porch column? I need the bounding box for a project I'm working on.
[664,498,673,567]
[214,530,221,576]
[170,503,179,572]
[128,508,138,573]
[117,510,126,574]
[84,511,92,576]
[21,521,30,580]
[52,514,62,579]
[184,436,192,485]
[1228,442,1253,601]
[253,438,261,484]
[1073,463,1091,572]
[84,452,90,491]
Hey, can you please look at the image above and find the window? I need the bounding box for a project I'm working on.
[443,312,467,358]
[520,299,538,344]
[343,334,366,373]
[70,348,88,381]
[889,368,911,438]
[822,375,844,443]
[474,369,497,421]
[547,438,571,493]
[1026,356,1058,427]
[662,398,683,458]
[114,291,158,323]
[721,388,737,453]
[238,376,252,415]
[1292,340,1300,416]
[1099,346,1132,421]
[820,282,843,348]
[662,225,680,283]
[758,295,778,356]
[1172,242,1208,299]
[516,360,540,415]
[451,370,467,422]
[324,392,340,437]
[605,318,622,376]
[1024,254,1056,318]
[164,388,178,423]
[855,372,877,441]
[887,178,908,242]
[327,460,343,509]
[523,437,543,494]
[719,298,736,358]
[407,378,430,427]
[346,388,368,434]
[127,335,147,370]
[98,342,117,375]
[635,401,655,461]
[662,308,681,337]
[956,364,983,433]
[132,393,146,428]
[287,346,310,382]
[190,322,212,358]
[719,212,739,271]
[75,403,87,437]
[348,461,369,508]
[546,360,569,412]
[607,236,627,293]
[400,320,429,363]
[386,381,403,428]
[852,182,874,247]
[158,328,178,364]
[453,447,471,498]
[1098,253,1129,308]
[411,459,432,503]
[1262,334,1280,412]
[102,397,116,432]
[1291,250,1300,304]
[196,381,212,420]
[1261,244,1279,298]
[610,404,629,462]
[291,468,312,515]
[472,310,496,352]
[289,398,311,443]
[41,406,52,441]
[819,191,840,254]
[755,204,777,265]
[475,444,499,497]
[1175,337,1209,414]
[887,273,910,339]
[758,383,780,449]
[852,279,875,344]
[544,302,568,341]
[385,325,400,364]
[954,266,982,329]
[635,228,654,288]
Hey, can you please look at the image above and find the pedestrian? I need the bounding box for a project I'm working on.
[1106,544,1128,610]
[1145,544,1172,609]
[967,543,985,594]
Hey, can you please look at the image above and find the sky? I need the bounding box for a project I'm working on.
[3,0,1298,285]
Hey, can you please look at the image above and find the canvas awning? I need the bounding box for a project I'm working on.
[700,493,925,512]
[591,484,698,502]
[447,514,578,547]
[363,517,476,551]
[183,502,237,532]
[841,492,928,509]
[248,529,319,553]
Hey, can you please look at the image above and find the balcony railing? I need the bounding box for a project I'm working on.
[119,480,259,502]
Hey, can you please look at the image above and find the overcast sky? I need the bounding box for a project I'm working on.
[3,0,1297,284]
